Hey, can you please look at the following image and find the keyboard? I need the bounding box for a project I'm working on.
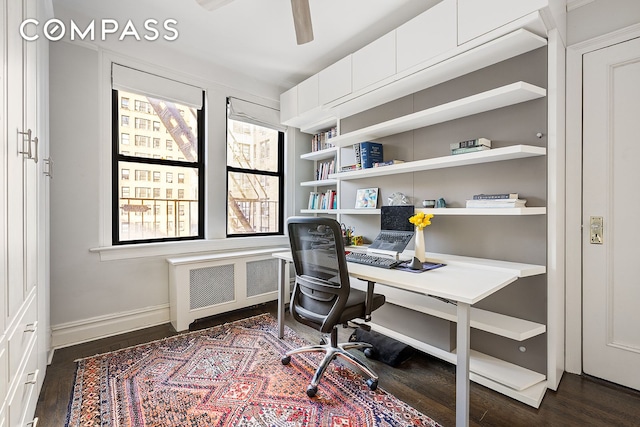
[345,252,401,269]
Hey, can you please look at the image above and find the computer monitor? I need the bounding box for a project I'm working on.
[380,205,415,232]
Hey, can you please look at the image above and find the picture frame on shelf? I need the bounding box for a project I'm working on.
[355,188,378,209]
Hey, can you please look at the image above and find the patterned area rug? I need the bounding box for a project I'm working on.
[66,314,440,426]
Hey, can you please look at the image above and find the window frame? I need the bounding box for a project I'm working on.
[226,111,285,238]
[111,89,205,245]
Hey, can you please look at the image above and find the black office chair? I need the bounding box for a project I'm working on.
[282,216,386,397]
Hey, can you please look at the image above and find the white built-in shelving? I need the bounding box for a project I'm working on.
[300,146,338,161]
[300,179,338,187]
[325,82,546,149]
[331,145,546,180]
[417,207,546,216]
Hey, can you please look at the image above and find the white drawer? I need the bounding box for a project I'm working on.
[7,297,37,385]
[8,342,38,427]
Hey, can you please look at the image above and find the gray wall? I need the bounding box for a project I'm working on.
[567,0,640,45]
[48,41,287,339]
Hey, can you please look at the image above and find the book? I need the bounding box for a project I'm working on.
[450,138,491,150]
[472,193,518,200]
[308,192,319,210]
[355,142,383,169]
[451,145,491,155]
[466,198,527,208]
[373,160,405,167]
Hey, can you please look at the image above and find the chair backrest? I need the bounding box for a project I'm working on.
[287,217,351,333]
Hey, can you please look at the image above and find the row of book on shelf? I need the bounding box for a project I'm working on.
[311,127,338,152]
[308,190,337,210]
[466,192,526,208]
[315,160,335,181]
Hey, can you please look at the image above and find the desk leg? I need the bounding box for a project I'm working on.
[277,258,286,339]
[456,302,471,427]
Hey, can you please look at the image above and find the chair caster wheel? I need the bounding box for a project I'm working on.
[306,385,318,397]
[281,355,291,365]
[363,347,377,359]
[366,378,378,391]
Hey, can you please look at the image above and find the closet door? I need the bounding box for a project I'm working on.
[5,0,26,321]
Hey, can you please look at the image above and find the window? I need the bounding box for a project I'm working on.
[226,98,284,236]
[113,88,204,244]
[166,140,173,151]
[178,173,185,184]
[178,189,184,199]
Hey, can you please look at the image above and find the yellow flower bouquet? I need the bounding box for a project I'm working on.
[409,211,434,230]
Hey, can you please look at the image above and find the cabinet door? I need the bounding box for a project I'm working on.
[353,31,396,92]
[6,0,26,320]
[24,0,38,299]
[457,0,547,44]
[319,55,352,105]
[396,0,457,73]
[297,74,319,114]
[279,85,298,124]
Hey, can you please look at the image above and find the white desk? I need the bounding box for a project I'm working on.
[273,250,521,427]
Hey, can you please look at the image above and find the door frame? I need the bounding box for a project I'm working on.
[565,23,640,374]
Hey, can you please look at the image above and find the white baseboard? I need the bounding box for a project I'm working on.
[51,304,171,349]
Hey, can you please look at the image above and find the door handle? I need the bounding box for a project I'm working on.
[590,216,603,244]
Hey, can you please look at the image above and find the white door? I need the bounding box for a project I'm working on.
[582,36,640,391]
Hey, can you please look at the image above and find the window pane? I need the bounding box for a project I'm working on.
[117,161,199,241]
[117,91,198,162]
[227,172,280,234]
[227,119,279,172]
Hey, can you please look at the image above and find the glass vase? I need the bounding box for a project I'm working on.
[414,227,426,262]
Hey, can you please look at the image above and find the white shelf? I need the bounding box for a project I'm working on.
[325,82,546,149]
[337,209,381,215]
[331,145,546,180]
[300,179,337,187]
[300,146,337,161]
[300,209,338,215]
[416,207,547,216]
[367,283,545,341]
[365,322,546,406]
[419,251,546,278]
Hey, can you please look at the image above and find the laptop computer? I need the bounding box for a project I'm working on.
[367,205,415,257]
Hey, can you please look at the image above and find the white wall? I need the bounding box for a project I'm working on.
[49,40,291,348]
[567,0,640,45]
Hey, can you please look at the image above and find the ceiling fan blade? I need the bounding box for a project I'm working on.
[195,0,234,12]
[291,0,314,45]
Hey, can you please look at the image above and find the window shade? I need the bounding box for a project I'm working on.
[228,97,286,131]
[112,64,203,109]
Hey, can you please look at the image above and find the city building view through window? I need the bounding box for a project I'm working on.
[226,115,283,236]
[114,90,202,243]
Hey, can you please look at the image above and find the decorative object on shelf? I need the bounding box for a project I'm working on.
[355,188,378,209]
[435,198,446,208]
[374,159,404,167]
[422,199,436,208]
[409,212,434,262]
[351,235,364,246]
[387,192,410,206]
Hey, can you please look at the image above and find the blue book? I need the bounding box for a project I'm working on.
[358,142,383,169]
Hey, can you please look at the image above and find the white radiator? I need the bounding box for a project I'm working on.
[167,248,287,331]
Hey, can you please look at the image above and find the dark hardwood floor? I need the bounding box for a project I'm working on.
[36,302,640,427]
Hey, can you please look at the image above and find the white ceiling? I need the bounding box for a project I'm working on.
[51,0,439,91]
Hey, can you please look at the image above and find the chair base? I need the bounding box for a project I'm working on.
[281,327,379,397]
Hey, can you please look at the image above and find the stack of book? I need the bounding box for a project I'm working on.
[311,127,338,152]
[373,159,404,167]
[315,159,335,181]
[308,190,337,210]
[451,138,491,155]
[466,193,526,208]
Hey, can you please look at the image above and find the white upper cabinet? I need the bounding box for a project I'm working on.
[298,74,319,114]
[352,31,396,92]
[396,0,457,74]
[280,85,298,124]
[458,0,548,44]
[319,55,352,105]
